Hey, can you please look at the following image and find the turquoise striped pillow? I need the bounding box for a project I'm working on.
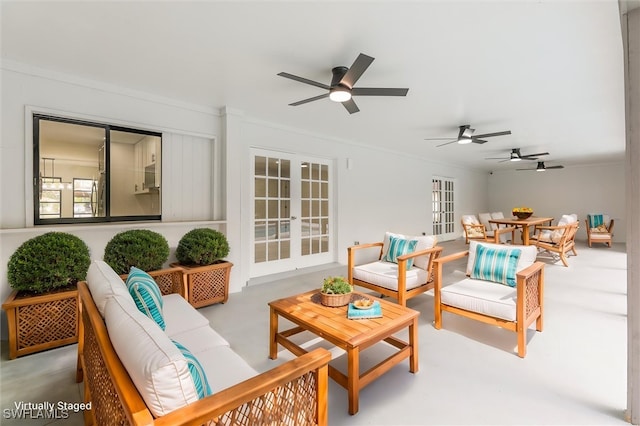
[126,266,165,330]
[384,236,418,268]
[471,245,521,287]
[172,340,212,399]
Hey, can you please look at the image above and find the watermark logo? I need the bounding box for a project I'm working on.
[2,401,91,420]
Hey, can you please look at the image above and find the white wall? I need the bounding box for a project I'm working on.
[488,162,626,242]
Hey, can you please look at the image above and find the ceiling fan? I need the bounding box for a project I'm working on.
[485,148,550,162]
[425,125,512,147]
[517,161,564,171]
[277,53,409,114]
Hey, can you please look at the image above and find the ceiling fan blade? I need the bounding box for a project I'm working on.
[277,72,330,90]
[342,98,360,114]
[471,139,489,144]
[473,130,512,139]
[520,152,550,159]
[351,87,409,97]
[436,140,457,147]
[289,93,329,106]
[547,165,565,169]
[425,137,456,140]
[484,156,509,160]
[341,53,374,88]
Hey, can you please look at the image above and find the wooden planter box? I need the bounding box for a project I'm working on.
[2,286,78,359]
[170,261,233,308]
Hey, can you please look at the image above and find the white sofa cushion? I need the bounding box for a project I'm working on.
[171,325,230,353]
[104,295,198,417]
[440,278,517,321]
[195,345,257,394]
[86,260,133,317]
[381,232,437,271]
[163,293,210,337]
[353,260,429,290]
[466,241,536,276]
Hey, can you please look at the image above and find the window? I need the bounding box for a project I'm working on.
[34,114,162,224]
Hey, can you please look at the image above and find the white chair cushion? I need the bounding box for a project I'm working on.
[104,295,198,417]
[163,293,210,337]
[590,233,612,240]
[441,278,516,321]
[558,214,578,225]
[461,215,480,225]
[381,232,437,271]
[86,260,134,317]
[478,213,493,231]
[353,261,429,290]
[466,241,537,276]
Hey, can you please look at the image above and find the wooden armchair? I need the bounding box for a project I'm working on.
[531,216,579,267]
[585,214,614,247]
[433,241,545,358]
[348,232,443,306]
[463,214,516,244]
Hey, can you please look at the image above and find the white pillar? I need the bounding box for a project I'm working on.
[622,3,640,424]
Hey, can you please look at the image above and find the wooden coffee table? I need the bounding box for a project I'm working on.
[269,290,419,414]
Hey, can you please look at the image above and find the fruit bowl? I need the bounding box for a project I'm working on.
[353,298,374,309]
[513,211,533,220]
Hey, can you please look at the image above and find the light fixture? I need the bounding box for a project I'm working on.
[510,152,522,162]
[536,161,546,172]
[457,126,475,144]
[329,86,352,103]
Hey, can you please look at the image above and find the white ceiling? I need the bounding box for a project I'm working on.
[1,1,628,172]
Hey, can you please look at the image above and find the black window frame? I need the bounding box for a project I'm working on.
[33,114,162,225]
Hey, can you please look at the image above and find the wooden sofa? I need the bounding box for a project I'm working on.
[76,262,330,426]
[433,241,545,358]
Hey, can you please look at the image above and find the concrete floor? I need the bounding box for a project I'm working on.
[0,238,629,425]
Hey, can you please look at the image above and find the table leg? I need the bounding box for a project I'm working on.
[522,225,530,245]
[409,318,419,373]
[347,346,360,415]
[269,307,278,360]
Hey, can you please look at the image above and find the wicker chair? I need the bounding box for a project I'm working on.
[530,214,579,267]
[348,232,443,306]
[585,214,614,247]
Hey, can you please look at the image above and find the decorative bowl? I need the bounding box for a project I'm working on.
[513,211,533,220]
[320,292,352,307]
[352,298,374,309]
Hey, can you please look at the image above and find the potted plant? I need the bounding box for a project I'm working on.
[320,276,353,307]
[171,228,233,308]
[103,229,184,296]
[2,232,90,359]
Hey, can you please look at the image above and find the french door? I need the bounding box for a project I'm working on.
[432,177,457,241]
[251,149,333,276]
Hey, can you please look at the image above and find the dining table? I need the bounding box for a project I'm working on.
[489,216,554,245]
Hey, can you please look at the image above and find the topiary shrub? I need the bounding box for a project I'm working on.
[176,228,230,266]
[103,229,169,274]
[7,232,91,294]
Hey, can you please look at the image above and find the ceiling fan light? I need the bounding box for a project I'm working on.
[329,87,351,103]
[510,153,521,161]
[536,162,546,171]
[457,136,473,145]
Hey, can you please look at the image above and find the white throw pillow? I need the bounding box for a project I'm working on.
[86,260,133,317]
[466,240,537,276]
[104,295,198,417]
